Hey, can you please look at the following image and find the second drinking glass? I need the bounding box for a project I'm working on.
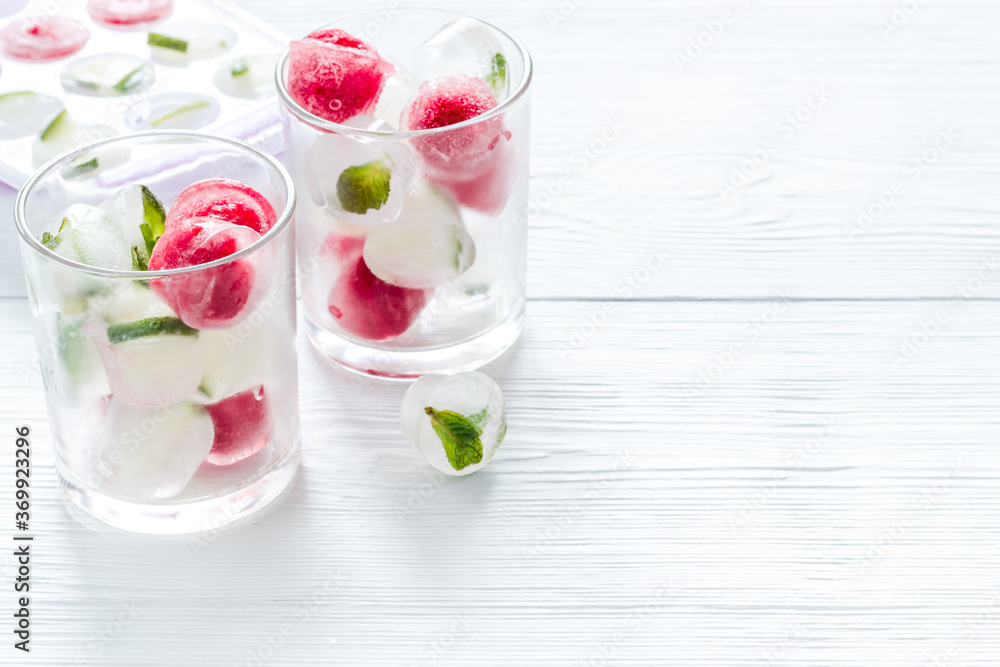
[277,9,532,378]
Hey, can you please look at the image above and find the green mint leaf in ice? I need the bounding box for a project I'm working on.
[425,407,484,471]
[41,232,57,248]
[139,185,166,258]
[62,156,98,179]
[337,159,391,214]
[486,52,507,96]
[107,317,198,345]
[148,33,188,52]
[150,100,211,127]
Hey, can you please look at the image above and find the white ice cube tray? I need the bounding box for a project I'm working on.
[0,0,287,188]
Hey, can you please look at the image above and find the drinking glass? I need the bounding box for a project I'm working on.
[277,8,532,378]
[15,132,300,534]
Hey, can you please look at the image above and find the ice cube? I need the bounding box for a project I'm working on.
[373,68,418,129]
[401,371,507,476]
[362,182,475,289]
[195,302,284,403]
[0,15,90,62]
[93,315,207,407]
[99,185,167,268]
[42,203,131,271]
[286,30,395,124]
[148,21,237,65]
[400,76,510,182]
[204,386,273,466]
[414,18,509,100]
[0,91,64,140]
[92,398,214,501]
[214,53,280,100]
[327,244,431,342]
[303,116,415,227]
[87,0,174,29]
[60,54,154,97]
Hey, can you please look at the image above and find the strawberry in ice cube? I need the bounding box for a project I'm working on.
[204,386,272,466]
[87,0,173,28]
[400,75,513,214]
[326,237,431,341]
[167,178,277,235]
[148,217,264,329]
[0,16,89,61]
[287,29,395,125]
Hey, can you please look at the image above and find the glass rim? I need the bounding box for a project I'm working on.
[14,130,296,280]
[274,8,534,138]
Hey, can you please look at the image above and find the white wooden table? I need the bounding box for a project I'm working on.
[2,1,999,664]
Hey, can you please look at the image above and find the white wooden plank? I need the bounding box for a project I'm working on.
[0,299,998,665]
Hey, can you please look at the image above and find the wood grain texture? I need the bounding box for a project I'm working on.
[1,298,999,665]
[0,1,998,665]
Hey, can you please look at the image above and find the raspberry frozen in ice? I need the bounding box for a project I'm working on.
[87,0,173,29]
[326,236,432,341]
[286,29,395,124]
[149,217,264,329]
[0,16,89,61]
[204,386,272,466]
[167,178,278,235]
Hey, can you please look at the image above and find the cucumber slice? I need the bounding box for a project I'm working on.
[40,109,73,142]
[149,100,212,127]
[148,33,188,52]
[114,65,149,94]
[107,317,198,345]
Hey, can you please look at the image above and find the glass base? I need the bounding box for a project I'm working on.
[306,307,525,380]
[58,439,301,535]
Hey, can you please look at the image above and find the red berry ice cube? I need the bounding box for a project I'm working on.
[0,16,89,61]
[287,30,395,125]
[204,386,272,466]
[327,247,431,341]
[428,136,513,216]
[149,217,264,329]
[167,178,277,235]
[87,0,174,28]
[400,75,510,176]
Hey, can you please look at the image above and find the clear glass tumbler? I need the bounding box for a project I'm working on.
[276,8,532,378]
[15,132,300,534]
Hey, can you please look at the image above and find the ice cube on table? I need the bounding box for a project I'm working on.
[60,54,154,97]
[414,18,509,101]
[0,91,64,140]
[304,116,415,227]
[214,53,280,100]
[94,315,207,407]
[0,16,89,62]
[93,398,214,501]
[373,68,419,130]
[148,21,237,65]
[362,182,476,289]
[87,0,174,29]
[401,371,507,476]
[204,386,273,466]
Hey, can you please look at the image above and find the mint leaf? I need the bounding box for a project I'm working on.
[425,407,483,471]
[486,52,507,95]
[131,246,148,272]
[114,66,147,94]
[107,317,198,345]
[62,156,98,179]
[139,185,166,257]
[337,160,391,214]
[41,232,57,248]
